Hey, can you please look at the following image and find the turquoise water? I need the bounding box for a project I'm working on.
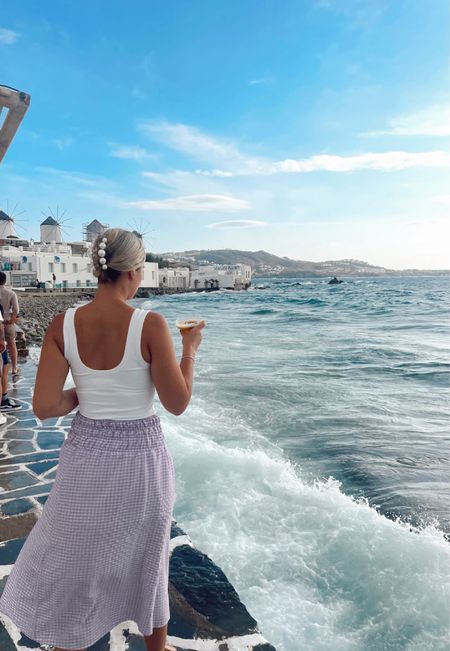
[134,275,449,651]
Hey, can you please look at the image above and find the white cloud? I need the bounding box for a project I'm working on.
[0,28,19,45]
[207,219,267,229]
[110,144,155,161]
[141,120,450,177]
[139,120,259,171]
[361,104,450,137]
[126,194,250,212]
[196,151,450,176]
[249,78,273,86]
[194,169,233,177]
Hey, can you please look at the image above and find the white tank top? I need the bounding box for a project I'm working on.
[63,305,156,420]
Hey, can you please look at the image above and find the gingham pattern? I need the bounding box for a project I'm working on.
[0,411,176,649]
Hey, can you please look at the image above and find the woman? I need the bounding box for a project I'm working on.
[0,228,205,651]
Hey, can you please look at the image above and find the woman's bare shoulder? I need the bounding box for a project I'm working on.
[143,309,167,329]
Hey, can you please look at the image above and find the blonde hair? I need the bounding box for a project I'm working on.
[91,228,146,283]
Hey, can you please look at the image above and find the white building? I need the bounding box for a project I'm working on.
[0,211,159,290]
[189,263,252,289]
[0,213,250,292]
[158,267,190,290]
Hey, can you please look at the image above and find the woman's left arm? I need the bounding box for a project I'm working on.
[32,313,79,420]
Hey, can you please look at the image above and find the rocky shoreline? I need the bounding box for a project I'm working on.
[15,292,92,351]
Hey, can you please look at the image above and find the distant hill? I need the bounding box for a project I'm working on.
[158,248,448,277]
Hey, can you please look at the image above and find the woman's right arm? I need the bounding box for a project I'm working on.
[144,312,205,416]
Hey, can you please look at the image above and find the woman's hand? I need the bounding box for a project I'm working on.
[0,339,6,353]
[180,320,206,354]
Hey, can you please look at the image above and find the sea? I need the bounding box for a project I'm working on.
[131,274,450,651]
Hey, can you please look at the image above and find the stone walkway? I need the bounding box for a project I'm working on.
[0,359,275,651]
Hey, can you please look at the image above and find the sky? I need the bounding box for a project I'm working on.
[0,0,449,269]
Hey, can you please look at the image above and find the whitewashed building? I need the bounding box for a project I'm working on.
[189,263,252,290]
[158,267,190,290]
[0,214,159,290]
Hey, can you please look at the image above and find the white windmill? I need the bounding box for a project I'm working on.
[40,206,72,243]
[0,201,28,240]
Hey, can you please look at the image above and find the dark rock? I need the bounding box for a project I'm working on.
[0,624,17,650]
[171,522,187,538]
[169,545,258,637]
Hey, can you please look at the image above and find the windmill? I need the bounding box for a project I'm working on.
[127,216,156,254]
[40,206,73,243]
[0,200,29,239]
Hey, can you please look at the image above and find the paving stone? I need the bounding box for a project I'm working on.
[27,460,58,475]
[0,537,26,565]
[36,431,65,450]
[0,429,35,440]
[0,470,39,491]
[0,512,37,542]
[1,497,34,516]
[0,483,52,500]
[4,440,36,455]
[0,451,60,466]
[4,419,38,429]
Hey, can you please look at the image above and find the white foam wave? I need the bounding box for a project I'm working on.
[162,402,450,651]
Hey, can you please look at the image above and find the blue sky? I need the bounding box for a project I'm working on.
[0,0,449,269]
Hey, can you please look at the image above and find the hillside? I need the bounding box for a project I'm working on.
[158,248,448,277]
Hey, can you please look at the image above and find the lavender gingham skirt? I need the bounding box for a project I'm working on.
[0,411,176,650]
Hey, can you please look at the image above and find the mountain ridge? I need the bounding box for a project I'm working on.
[158,248,448,277]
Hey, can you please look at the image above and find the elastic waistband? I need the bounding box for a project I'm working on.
[65,411,165,453]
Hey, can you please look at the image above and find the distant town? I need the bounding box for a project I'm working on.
[0,211,446,296]
[0,212,252,293]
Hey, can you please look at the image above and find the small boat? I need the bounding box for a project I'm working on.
[328,277,343,284]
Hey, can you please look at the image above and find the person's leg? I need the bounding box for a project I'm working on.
[2,350,8,395]
[144,624,172,651]
[5,324,18,373]
[0,347,20,410]
[0,353,6,424]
